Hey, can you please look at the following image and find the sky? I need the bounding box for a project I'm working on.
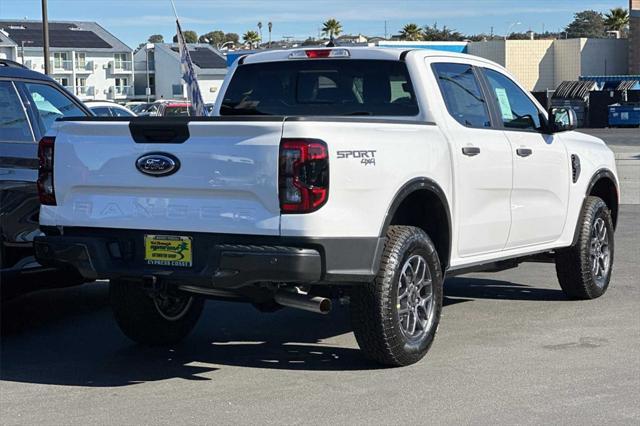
[0,0,628,47]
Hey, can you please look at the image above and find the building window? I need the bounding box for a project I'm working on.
[55,77,70,89]
[75,77,87,95]
[172,84,184,96]
[114,53,129,70]
[115,77,129,95]
[53,52,69,69]
[75,52,86,69]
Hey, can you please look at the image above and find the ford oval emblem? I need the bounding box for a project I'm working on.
[136,153,180,177]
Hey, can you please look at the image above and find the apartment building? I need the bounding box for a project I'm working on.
[0,20,133,101]
[133,43,227,102]
[631,0,640,74]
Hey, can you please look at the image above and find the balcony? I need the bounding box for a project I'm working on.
[110,60,133,72]
[110,85,133,98]
[52,59,73,72]
[75,86,94,97]
[75,61,93,72]
[134,60,155,72]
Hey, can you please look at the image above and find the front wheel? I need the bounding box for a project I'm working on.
[110,279,204,346]
[350,225,443,367]
[555,196,615,299]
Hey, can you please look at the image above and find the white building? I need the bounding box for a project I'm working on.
[0,20,134,101]
[133,43,227,102]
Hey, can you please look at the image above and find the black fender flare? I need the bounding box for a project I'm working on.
[379,177,452,268]
[570,168,619,246]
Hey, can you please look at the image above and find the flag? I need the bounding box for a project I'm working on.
[176,19,206,116]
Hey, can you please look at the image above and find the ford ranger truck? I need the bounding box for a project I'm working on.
[34,48,619,367]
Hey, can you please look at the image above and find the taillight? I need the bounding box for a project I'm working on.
[37,136,56,205]
[279,138,329,213]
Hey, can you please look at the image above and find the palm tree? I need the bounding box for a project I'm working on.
[322,18,343,39]
[268,22,273,48]
[243,30,261,49]
[257,22,263,46]
[400,23,423,41]
[604,7,629,32]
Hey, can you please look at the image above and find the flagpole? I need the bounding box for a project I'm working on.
[172,0,187,115]
[170,0,179,20]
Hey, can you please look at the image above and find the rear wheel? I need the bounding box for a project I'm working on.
[555,196,614,299]
[350,225,443,367]
[110,279,204,346]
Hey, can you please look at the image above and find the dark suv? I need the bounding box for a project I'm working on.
[0,59,91,299]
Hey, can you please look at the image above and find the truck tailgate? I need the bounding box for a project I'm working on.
[42,118,284,235]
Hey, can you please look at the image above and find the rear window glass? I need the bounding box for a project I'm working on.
[164,106,189,116]
[221,59,419,116]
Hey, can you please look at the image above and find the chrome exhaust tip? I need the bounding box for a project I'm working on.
[274,290,332,315]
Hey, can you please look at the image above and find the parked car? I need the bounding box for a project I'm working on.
[0,59,91,299]
[138,100,192,117]
[124,101,147,111]
[34,48,619,366]
[129,102,152,114]
[85,101,136,117]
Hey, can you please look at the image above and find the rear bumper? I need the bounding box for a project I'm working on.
[34,227,383,289]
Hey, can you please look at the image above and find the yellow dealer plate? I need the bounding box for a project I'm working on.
[144,235,192,267]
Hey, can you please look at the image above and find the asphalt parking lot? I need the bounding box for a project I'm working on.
[1,130,638,425]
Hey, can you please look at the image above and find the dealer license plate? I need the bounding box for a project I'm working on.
[144,235,192,267]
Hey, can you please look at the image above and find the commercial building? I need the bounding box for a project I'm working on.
[0,20,134,101]
[133,43,227,102]
[468,38,629,91]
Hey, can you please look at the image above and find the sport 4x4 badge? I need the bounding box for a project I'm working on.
[337,150,377,166]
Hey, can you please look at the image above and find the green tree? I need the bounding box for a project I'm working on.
[604,7,629,32]
[399,23,423,41]
[422,23,464,41]
[148,34,164,43]
[506,32,532,40]
[302,37,319,46]
[243,30,261,48]
[199,30,225,45]
[224,32,240,45]
[565,10,606,38]
[322,18,343,38]
[173,30,198,43]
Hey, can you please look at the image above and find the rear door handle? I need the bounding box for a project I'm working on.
[516,148,533,157]
[462,146,481,156]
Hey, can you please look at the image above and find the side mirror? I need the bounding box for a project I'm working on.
[548,107,577,133]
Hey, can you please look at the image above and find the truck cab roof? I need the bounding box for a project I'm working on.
[239,46,486,65]
[0,59,59,83]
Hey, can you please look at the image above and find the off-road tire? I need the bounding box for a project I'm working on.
[110,279,204,346]
[555,196,614,299]
[350,225,443,367]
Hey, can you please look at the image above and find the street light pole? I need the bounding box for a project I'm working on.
[21,40,33,64]
[41,0,50,75]
[504,21,521,40]
[145,45,151,103]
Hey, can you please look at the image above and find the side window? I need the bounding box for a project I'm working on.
[483,68,542,131]
[432,63,490,128]
[0,81,33,142]
[91,107,112,117]
[22,82,86,133]
[111,107,134,117]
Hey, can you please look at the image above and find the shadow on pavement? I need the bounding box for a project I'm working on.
[0,276,565,386]
[444,276,568,302]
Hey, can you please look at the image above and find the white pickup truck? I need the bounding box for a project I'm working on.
[34,47,619,366]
